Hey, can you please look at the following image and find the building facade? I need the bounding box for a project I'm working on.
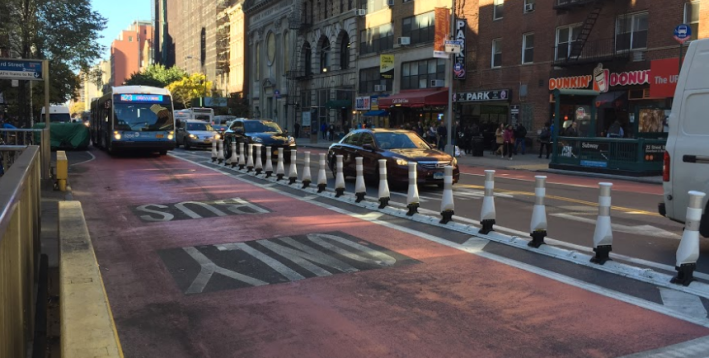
[110,21,154,87]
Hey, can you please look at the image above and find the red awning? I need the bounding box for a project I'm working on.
[378,88,449,109]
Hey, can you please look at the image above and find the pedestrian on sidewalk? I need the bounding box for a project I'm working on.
[294,121,301,138]
[328,124,335,141]
[514,122,527,155]
[494,123,504,156]
[503,125,514,160]
[320,122,327,139]
[437,122,447,150]
[538,123,551,159]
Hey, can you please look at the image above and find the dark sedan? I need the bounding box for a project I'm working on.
[327,128,460,187]
[222,119,297,162]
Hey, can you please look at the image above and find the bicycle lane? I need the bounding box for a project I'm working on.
[70,150,707,358]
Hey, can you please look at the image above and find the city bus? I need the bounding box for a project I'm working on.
[90,86,176,155]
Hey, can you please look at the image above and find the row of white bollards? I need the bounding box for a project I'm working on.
[208,147,707,286]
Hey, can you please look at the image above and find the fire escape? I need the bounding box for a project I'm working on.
[552,0,630,67]
[216,0,232,88]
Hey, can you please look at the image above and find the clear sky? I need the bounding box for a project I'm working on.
[91,0,152,63]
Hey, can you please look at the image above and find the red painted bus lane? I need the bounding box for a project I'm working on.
[71,151,707,358]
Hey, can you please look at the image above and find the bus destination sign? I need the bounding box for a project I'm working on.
[120,94,164,102]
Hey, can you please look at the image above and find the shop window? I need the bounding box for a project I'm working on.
[491,38,502,68]
[360,24,394,55]
[402,12,435,44]
[493,0,504,20]
[522,33,534,64]
[555,24,581,61]
[684,2,699,41]
[359,66,393,93]
[616,12,648,51]
[401,58,445,90]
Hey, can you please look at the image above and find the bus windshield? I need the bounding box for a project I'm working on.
[113,103,174,131]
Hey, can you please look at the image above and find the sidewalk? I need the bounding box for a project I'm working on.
[296,137,662,184]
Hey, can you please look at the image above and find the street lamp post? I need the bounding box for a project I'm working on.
[445,0,456,157]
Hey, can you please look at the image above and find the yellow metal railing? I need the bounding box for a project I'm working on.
[0,145,42,358]
[0,128,51,179]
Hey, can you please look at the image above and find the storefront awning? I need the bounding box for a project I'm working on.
[326,100,352,109]
[378,88,449,109]
[363,110,388,117]
[553,89,600,97]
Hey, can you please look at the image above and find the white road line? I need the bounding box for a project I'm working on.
[69,150,96,166]
[220,242,306,281]
[660,288,708,318]
[617,335,709,358]
[552,213,681,240]
[170,153,709,328]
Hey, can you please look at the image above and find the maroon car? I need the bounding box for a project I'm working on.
[326,128,460,187]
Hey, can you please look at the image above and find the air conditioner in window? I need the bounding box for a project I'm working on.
[525,3,535,12]
[631,50,646,62]
[430,79,445,87]
[398,37,411,46]
[357,9,366,16]
[374,84,386,92]
[387,0,395,6]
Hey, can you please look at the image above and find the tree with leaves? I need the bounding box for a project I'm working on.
[124,64,188,88]
[0,0,106,126]
[166,73,212,109]
[69,101,85,117]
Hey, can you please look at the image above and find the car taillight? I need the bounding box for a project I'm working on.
[663,151,670,182]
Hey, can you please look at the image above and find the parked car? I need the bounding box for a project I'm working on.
[176,119,220,150]
[327,128,460,187]
[222,119,297,162]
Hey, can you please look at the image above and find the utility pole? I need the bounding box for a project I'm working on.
[445,0,456,157]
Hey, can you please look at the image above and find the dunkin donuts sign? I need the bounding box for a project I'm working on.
[549,63,650,93]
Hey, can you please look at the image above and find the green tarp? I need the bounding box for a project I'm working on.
[33,122,90,150]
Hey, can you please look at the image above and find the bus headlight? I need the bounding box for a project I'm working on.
[113,131,121,140]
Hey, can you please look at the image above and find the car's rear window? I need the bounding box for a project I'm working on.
[375,132,430,150]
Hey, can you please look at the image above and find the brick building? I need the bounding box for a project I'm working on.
[458,0,708,141]
[110,21,154,87]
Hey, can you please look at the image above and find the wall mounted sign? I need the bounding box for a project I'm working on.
[454,89,511,102]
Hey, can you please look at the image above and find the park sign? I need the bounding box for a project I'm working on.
[0,58,44,80]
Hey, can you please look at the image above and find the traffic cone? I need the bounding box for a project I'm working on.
[335,155,345,197]
[264,146,273,177]
[529,175,548,248]
[317,153,327,193]
[591,182,613,265]
[301,151,312,188]
[406,162,419,216]
[276,148,285,180]
[440,166,454,224]
[377,159,390,208]
[671,191,706,286]
[479,170,496,234]
[354,157,366,202]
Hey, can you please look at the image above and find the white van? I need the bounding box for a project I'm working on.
[660,38,709,237]
[41,105,71,123]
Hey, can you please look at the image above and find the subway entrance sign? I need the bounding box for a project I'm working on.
[0,59,44,80]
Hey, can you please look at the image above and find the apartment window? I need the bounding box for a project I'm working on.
[685,1,699,41]
[365,0,387,13]
[493,0,504,20]
[359,66,393,93]
[522,33,534,64]
[491,38,502,68]
[320,38,330,73]
[555,24,581,61]
[128,36,133,42]
[360,24,394,55]
[402,12,435,44]
[616,12,648,51]
[340,35,350,70]
[303,42,312,76]
[524,0,535,13]
[401,58,445,90]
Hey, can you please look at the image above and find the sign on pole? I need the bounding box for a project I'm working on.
[0,59,44,81]
[444,40,462,54]
[674,24,692,44]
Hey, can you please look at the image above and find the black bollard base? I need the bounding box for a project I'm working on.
[238,165,245,170]
[301,180,311,189]
[528,230,547,248]
[265,171,273,178]
[355,192,365,203]
[276,174,284,181]
[671,263,696,286]
[231,163,237,168]
[211,157,217,162]
[335,188,345,197]
[440,210,454,224]
[289,177,297,185]
[590,245,612,265]
[479,219,495,234]
[406,203,419,216]
[317,183,326,193]
[255,169,262,175]
[378,197,390,209]
[247,166,253,173]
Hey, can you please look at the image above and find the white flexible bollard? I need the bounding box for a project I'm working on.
[238,142,246,170]
[440,166,454,224]
[354,157,366,202]
[254,144,263,175]
[479,170,496,234]
[590,182,613,265]
[335,155,345,197]
[317,153,327,193]
[229,141,238,168]
[264,146,273,177]
[276,148,285,180]
[246,144,254,172]
[217,139,225,164]
[406,162,419,216]
[301,151,312,188]
[211,139,217,162]
[529,176,548,248]
[377,159,390,208]
[671,191,706,286]
[288,150,298,184]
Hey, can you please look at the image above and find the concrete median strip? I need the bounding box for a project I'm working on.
[59,201,124,358]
